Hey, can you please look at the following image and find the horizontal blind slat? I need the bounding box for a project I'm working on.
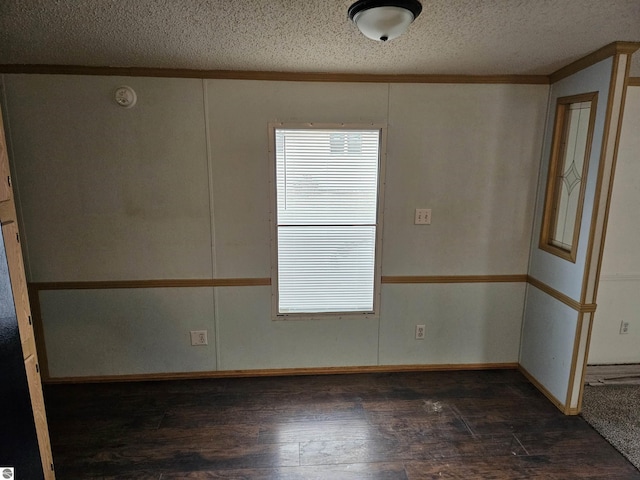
[275,128,380,314]
[276,129,379,225]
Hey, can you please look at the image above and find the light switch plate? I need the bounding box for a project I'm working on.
[415,209,431,225]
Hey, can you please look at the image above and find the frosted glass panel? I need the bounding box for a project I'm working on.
[540,92,596,262]
[551,102,592,250]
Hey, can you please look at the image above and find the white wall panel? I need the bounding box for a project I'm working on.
[589,278,640,364]
[39,288,216,378]
[520,285,579,404]
[379,283,525,365]
[384,84,547,275]
[215,286,378,370]
[3,75,212,281]
[521,57,619,412]
[597,87,640,275]
[2,75,551,377]
[528,58,613,300]
[205,80,388,278]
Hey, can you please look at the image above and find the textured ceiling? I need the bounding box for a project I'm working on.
[0,0,639,77]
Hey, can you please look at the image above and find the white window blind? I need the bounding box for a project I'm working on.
[274,128,381,315]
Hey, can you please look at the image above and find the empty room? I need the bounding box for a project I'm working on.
[1,1,639,478]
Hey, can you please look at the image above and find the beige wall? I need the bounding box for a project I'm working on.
[1,74,547,377]
[588,86,640,364]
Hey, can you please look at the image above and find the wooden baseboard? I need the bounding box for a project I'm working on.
[45,363,583,417]
[43,362,519,384]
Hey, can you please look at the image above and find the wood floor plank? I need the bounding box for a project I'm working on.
[298,437,413,465]
[43,370,640,479]
[54,441,301,478]
[96,472,162,480]
[257,419,376,444]
[461,410,594,435]
[404,457,557,479]
[516,429,630,457]
[406,452,640,479]
[161,462,408,479]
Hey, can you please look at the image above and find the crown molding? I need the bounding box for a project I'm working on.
[1,42,638,85]
[550,41,640,84]
[0,64,549,85]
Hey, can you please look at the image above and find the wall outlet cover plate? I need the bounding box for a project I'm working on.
[190,330,208,345]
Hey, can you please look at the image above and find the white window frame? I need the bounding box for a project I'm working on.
[268,122,387,321]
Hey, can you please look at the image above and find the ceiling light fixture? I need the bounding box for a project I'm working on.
[348,0,422,42]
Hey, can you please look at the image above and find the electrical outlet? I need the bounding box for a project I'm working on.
[415,324,425,339]
[190,330,208,346]
[414,208,431,225]
[620,321,630,335]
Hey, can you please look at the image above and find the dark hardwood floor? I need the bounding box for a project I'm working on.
[44,369,640,479]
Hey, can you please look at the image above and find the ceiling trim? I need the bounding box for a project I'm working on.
[0,64,549,85]
[549,41,640,84]
[2,42,637,85]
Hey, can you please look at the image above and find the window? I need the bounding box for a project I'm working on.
[540,92,598,262]
[269,124,384,318]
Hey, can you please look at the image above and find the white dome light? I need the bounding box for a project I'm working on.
[348,0,422,42]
